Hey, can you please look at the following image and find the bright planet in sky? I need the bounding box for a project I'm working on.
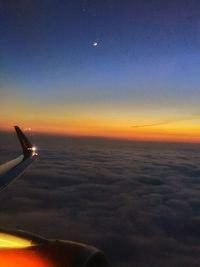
[93,42,98,47]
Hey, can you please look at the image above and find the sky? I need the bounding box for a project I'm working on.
[1,0,200,142]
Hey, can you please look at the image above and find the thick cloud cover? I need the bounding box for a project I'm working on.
[0,132,200,266]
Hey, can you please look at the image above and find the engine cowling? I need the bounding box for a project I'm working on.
[0,229,109,267]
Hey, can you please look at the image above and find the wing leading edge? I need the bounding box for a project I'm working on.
[0,126,38,191]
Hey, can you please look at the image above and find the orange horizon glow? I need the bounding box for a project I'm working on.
[1,119,200,144]
[2,89,200,144]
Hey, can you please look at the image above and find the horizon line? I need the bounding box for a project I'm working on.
[1,128,200,145]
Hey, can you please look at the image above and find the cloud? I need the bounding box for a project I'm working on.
[0,135,200,266]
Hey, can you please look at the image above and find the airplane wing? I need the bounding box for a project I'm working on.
[0,126,38,191]
[0,126,108,266]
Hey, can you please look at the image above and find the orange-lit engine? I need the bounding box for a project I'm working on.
[0,249,55,267]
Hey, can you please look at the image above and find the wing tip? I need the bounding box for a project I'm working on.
[14,126,38,160]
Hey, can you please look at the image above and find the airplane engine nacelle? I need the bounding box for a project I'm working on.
[0,229,109,267]
[39,240,109,267]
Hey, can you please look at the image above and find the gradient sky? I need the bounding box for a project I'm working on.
[1,0,200,142]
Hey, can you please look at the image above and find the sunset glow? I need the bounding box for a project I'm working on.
[1,1,200,143]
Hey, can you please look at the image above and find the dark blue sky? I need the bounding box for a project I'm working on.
[1,0,200,141]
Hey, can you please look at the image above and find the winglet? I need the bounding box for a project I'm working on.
[14,126,35,160]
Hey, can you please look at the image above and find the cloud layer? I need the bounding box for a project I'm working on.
[0,134,200,266]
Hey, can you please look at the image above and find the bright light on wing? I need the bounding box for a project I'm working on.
[27,146,38,156]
